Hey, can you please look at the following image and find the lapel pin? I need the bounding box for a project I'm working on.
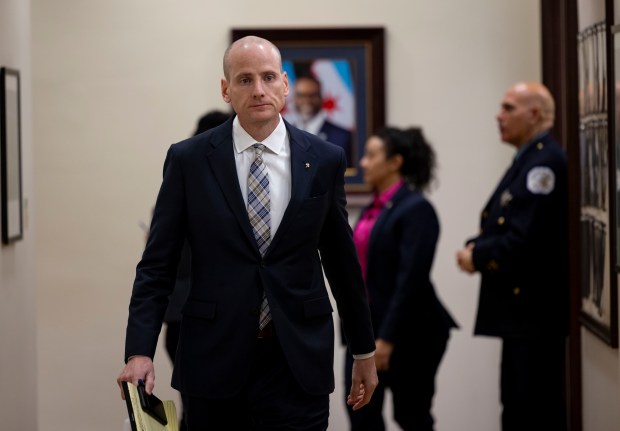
[305,162,310,169]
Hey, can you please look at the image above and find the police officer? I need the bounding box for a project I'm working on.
[456,82,568,431]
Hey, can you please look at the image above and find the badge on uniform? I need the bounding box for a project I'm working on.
[500,190,513,207]
[526,166,555,194]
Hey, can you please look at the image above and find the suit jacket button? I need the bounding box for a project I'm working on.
[497,216,505,225]
[260,260,266,268]
[513,287,520,295]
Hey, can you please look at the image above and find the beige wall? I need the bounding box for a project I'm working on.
[30,1,542,430]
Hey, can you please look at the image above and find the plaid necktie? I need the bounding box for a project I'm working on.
[247,143,271,329]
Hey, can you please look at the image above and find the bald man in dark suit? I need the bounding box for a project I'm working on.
[118,36,377,430]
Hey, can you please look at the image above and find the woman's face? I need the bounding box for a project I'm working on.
[360,136,400,189]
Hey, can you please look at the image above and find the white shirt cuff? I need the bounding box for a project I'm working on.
[352,351,375,360]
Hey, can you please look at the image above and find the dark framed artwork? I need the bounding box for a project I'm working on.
[231,27,385,192]
[576,22,617,347]
[0,67,23,245]
[614,26,620,271]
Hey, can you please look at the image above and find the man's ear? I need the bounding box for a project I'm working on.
[282,71,289,97]
[221,79,231,103]
[529,104,542,124]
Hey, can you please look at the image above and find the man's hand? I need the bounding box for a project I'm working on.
[346,356,379,411]
[116,355,155,400]
[456,243,476,273]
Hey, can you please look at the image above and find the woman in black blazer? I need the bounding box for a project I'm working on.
[344,127,458,430]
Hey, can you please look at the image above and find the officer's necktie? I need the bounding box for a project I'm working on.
[247,143,271,329]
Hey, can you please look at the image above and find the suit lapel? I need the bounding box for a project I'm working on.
[483,135,549,214]
[205,123,259,253]
[367,184,408,254]
[267,126,317,254]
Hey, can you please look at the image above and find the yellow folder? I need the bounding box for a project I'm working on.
[121,381,178,431]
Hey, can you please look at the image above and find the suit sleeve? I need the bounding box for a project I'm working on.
[318,149,375,355]
[124,144,187,361]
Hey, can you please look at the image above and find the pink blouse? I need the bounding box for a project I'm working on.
[353,179,404,281]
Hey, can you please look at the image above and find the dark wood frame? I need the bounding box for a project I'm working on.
[0,67,23,245]
[542,0,582,429]
[231,27,385,193]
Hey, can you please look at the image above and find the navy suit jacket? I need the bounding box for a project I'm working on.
[363,184,457,345]
[124,117,375,398]
[470,133,569,338]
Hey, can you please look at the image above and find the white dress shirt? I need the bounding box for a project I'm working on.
[233,115,291,237]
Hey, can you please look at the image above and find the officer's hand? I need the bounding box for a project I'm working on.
[456,243,476,273]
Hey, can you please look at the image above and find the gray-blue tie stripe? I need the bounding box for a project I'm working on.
[247,143,271,329]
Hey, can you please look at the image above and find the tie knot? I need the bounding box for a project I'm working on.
[253,143,265,156]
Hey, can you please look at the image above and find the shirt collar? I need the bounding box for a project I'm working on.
[233,115,286,155]
[514,131,549,161]
[373,179,404,208]
[298,111,327,135]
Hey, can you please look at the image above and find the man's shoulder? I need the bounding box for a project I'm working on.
[537,134,565,155]
[172,123,231,154]
[521,135,566,169]
[286,120,343,155]
[287,125,346,164]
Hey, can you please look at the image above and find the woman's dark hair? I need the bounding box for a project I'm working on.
[193,110,232,136]
[374,126,436,192]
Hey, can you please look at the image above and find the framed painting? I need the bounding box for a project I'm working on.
[0,67,23,245]
[577,22,617,347]
[231,27,385,193]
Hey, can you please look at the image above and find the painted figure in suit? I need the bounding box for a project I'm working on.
[291,75,354,166]
[456,82,569,431]
[345,127,458,430]
[117,36,378,430]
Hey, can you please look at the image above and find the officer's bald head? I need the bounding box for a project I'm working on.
[510,82,555,130]
[497,82,556,148]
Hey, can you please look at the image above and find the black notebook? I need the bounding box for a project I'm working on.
[121,381,178,431]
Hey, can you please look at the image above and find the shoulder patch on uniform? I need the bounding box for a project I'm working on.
[526,166,555,194]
